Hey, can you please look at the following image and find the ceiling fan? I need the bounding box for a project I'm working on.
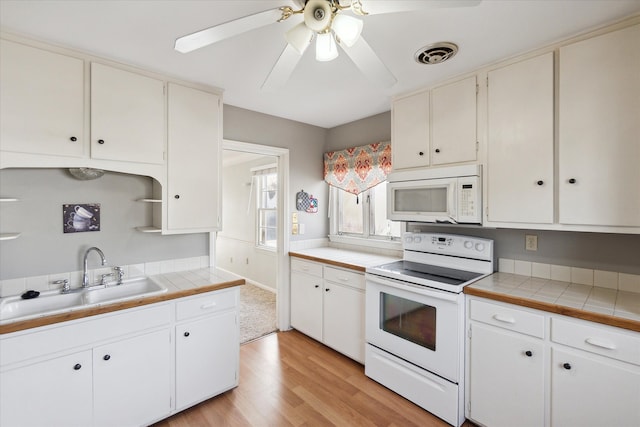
[174,0,480,90]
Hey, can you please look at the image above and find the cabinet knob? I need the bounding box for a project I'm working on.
[184,331,190,337]
[70,136,77,142]
[418,151,424,156]
[536,180,544,186]
[73,363,82,370]
[97,139,105,145]
[174,194,180,199]
[568,178,576,184]
[103,354,111,361]
[525,350,533,357]
[325,288,330,292]
[314,284,319,288]
[563,362,572,370]
[435,148,440,153]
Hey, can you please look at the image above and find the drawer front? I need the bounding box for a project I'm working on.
[470,299,545,338]
[323,266,365,290]
[551,317,640,366]
[1,304,171,367]
[291,258,323,278]
[176,288,238,321]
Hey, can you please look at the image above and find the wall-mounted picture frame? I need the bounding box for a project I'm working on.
[63,203,101,233]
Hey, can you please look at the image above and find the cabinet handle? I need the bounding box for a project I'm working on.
[585,337,616,350]
[435,148,440,153]
[568,178,577,184]
[325,288,330,292]
[184,332,190,337]
[537,180,544,186]
[492,314,516,324]
[314,284,320,288]
[174,194,180,199]
[97,139,105,144]
[563,362,572,370]
[103,354,111,361]
[525,350,533,357]
[200,302,217,309]
[70,136,77,142]
[338,277,349,282]
[418,151,424,156]
[73,363,82,370]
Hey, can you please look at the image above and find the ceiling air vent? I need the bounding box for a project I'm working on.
[414,42,458,65]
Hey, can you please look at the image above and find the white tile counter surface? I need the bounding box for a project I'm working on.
[289,247,401,271]
[465,273,640,332]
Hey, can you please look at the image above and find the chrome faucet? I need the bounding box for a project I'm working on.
[82,247,107,288]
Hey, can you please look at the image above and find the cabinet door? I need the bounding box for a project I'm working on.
[0,350,93,427]
[551,348,640,427]
[290,270,323,341]
[0,40,85,157]
[392,91,430,170]
[93,329,171,427]
[558,24,640,226]
[167,83,221,231]
[175,311,239,411]
[90,62,165,164]
[468,323,544,427]
[431,76,477,165]
[487,53,554,223]
[323,281,365,363]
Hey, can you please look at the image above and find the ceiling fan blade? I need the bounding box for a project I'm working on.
[175,8,285,53]
[261,44,303,91]
[338,36,397,88]
[359,0,481,15]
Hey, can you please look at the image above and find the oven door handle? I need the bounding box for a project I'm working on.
[365,274,461,302]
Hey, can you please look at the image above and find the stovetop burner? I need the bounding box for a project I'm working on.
[373,260,484,286]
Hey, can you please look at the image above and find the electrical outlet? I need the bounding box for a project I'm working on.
[525,234,538,251]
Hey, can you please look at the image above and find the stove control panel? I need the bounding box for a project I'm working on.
[403,232,493,262]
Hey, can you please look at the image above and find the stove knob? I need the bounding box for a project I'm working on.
[464,241,473,249]
[475,243,485,252]
[414,237,422,243]
[405,236,413,244]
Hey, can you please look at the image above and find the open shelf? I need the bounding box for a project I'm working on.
[0,233,21,241]
[0,198,19,202]
[136,226,161,233]
[137,198,161,203]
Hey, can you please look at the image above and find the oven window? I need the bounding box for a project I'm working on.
[380,293,436,351]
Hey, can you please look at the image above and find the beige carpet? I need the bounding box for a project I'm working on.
[239,283,277,344]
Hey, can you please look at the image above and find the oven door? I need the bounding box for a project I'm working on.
[365,273,464,383]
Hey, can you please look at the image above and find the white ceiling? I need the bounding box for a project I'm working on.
[1,0,639,128]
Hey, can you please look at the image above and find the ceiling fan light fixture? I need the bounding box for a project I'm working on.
[304,0,333,32]
[316,32,338,62]
[331,14,363,47]
[286,22,314,54]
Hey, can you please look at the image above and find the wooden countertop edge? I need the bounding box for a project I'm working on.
[464,286,640,333]
[0,279,245,335]
[289,252,366,272]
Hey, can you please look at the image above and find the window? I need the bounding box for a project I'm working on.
[256,171,277,249]
[331,181,401,241]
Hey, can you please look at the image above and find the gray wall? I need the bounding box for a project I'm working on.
[326,111,640,275]
[0,168,208,280]
[223,105,328,241]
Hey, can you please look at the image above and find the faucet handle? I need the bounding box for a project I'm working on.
[113,266,125,284]
[53,279,70,293]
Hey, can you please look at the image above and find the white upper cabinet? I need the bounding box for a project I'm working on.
[558,24,640,227]
[392,91,430,170]
[0,40,85,158]
[431,76,477,165]
[90,62,165,165]
[487,53,554,224]
[166,83,221,232]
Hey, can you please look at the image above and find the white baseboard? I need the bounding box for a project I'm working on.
[215,267,276,294]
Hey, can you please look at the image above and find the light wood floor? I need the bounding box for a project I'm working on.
[154,330,477,426]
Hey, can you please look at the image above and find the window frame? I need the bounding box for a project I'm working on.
[255,171,278,251]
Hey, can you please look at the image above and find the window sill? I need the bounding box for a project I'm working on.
[328,234,402,252]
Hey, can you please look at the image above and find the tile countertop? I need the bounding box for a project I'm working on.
[465,273,640,333]
[0,268,244,335]
[289,247,401,272]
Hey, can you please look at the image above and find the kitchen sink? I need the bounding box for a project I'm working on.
[0,277,167,324]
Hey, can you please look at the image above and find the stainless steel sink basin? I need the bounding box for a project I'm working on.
[0,277,167,324]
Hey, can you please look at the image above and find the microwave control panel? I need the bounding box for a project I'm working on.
[457,177,481,223]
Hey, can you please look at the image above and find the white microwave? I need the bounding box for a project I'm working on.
[387,165,482,224]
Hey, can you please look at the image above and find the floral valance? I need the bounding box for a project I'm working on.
[323,141,392,195]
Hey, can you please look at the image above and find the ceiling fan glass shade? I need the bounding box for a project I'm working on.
[304,0,333,32]
[316,32,338,62]
[286,22,314,54]
[331,14,363,47]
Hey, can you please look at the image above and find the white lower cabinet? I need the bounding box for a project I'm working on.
[0,287,239,427]
[290,258,365,363]
[467,297,640,427]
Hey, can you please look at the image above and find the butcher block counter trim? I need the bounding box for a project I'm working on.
[0,279,244,335]
[289,252,365,272]
[464,286,640,333]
